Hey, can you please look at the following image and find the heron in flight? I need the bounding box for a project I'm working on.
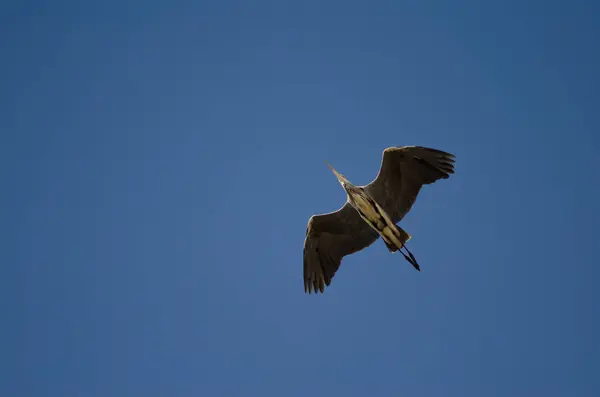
[303,146,456,294]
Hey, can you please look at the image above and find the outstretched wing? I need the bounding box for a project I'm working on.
[365,146,456,223]
[303,203,379,294]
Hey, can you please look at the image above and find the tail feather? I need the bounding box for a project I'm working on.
[396,226,411,245]
[383,225,411,252]
[383,239,398,252]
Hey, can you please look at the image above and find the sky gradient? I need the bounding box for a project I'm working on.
[2,0,600,396]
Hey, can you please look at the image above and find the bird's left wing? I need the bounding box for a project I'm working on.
[303,203,379,294]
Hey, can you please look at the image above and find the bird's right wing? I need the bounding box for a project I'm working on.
[366,146,456,223]
[303,203,380,294]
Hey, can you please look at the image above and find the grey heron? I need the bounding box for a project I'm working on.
[303,146,456,294]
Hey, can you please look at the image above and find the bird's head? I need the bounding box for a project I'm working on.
[326,162,355,191]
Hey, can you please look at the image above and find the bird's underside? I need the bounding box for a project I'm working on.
[342,184,419,269]
[303,146,456,294]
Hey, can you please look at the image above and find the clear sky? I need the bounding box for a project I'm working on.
[2,0,599,396]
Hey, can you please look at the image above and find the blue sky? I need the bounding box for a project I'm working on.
[2,0,599,396]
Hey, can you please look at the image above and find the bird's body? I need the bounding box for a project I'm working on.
[339,183,412,257]
[304,146,456,294]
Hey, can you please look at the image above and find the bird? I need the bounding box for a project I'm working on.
[303,146,456,294]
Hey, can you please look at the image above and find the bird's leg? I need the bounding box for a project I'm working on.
[399,245,420,271]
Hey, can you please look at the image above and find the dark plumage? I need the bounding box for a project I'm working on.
[303,146,456,294]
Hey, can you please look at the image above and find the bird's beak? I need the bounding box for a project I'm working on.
[326,162,347,186]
